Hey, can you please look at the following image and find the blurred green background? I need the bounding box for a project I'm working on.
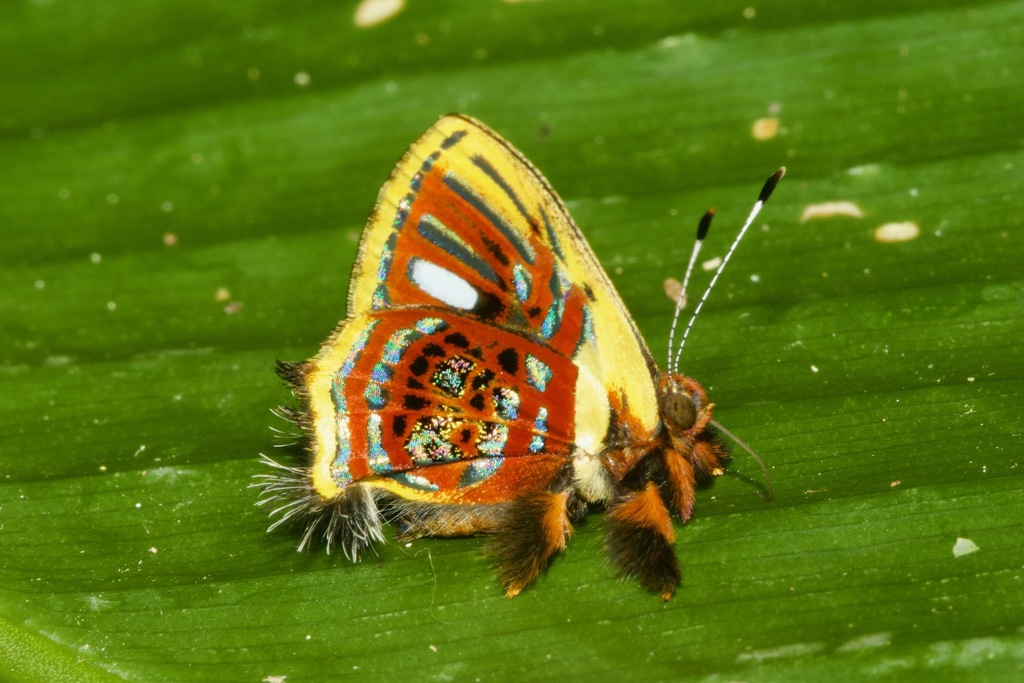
[1,1,1021,681]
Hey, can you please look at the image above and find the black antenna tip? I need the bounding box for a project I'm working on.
[758,167,786,203]
[696,209,715,241]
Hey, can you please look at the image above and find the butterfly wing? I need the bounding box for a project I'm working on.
[300,115,662,506]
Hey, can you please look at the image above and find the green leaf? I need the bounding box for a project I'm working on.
[1,1,1021,681]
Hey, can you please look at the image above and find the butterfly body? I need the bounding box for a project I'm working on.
[259,115,731,599]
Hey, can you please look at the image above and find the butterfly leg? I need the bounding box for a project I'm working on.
[393,488,574,598]
[491,479,575,598]
[493,489,573,598]
[606,481,681,601]
[662,447,698,522]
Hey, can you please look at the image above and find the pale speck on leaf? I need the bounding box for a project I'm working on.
[800,201,864,222]
[752,117,780,140]
[874,221,920,243]
[952,537,979,557]
[663,277,683,303]
[354,0,404,27]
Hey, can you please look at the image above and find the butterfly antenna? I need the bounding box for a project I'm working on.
[666,209,715,370]
[671,167,786,373]
[711,419,773,501]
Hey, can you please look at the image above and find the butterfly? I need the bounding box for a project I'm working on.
[255,114,783,599]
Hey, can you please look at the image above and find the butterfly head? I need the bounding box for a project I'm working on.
[657,374,712,438]
[653,372,733,489]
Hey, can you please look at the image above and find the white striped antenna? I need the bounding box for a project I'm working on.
[669,167,785,374]
[665,209,713,371]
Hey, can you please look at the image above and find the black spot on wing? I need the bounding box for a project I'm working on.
[497,348,519,375]
[404,395,430,410]
[410,356,429,376]
[392,415,407,437]
[444,332,470,349]
[472,369,495,390]
[422,344,446,358]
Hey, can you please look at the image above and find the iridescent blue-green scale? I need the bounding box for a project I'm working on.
[381,327,421,365]
[459,456,505,488]
[476,422,509,456]
[432,356,475,397]
[492,387,520,420]
[330,321,378,487]
[573,304,596,356]
[372,232,399,310]
[512,263,532,303]
[388,471,439,492]
[524,354,552,392]
[406,416,463,465]
[393,194,414,229]
[370,362,392,384]
[540,265,572,339]
[409,151,440,192]
[443,171,536,265]
[366,414,390,474]
[363,382,389,410]
[331,323,376,413]
[540,300,563,340]
[530,407,549,454]
[415,317,448,334]
[417,214,498,283]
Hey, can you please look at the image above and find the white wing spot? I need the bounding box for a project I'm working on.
[409,259,478,310]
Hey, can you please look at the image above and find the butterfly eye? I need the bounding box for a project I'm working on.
[659,390,698,432]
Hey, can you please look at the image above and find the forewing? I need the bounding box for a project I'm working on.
[345,115,662,451]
